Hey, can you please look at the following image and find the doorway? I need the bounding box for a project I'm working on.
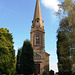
[34,63,40,75]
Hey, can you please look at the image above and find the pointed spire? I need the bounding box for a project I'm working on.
[32,0,43,28]
[34,0,42,21]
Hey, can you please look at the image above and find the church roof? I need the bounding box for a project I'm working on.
[45,52,50,56]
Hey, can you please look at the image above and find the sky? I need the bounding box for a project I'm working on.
[0,0,63,73]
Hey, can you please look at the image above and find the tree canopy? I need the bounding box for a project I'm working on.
[16,48,22,74]
[16,40,34,75]
[57,0,75,74]
[0,28,15,75]
[57,18,72,75]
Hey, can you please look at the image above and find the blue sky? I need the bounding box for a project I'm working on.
[0,0,63,72]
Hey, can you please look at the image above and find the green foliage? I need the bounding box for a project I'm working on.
[16,48,22,74]
[54,74,58,75]
[16,40,34,75]
[49,70,54,75]
[20,40,34,75]
[57,18,72,75]
[60,0,75,61]
[0,28,15,75]
[57,0,75,74]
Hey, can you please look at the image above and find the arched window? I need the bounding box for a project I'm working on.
[36,35,40,44]
[34,54,41,58]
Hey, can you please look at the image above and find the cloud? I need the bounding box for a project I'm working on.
[50,62,58,73]
[41,0,60,12]
[49,56,58,73]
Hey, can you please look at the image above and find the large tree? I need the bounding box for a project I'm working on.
[57,0,75,73]
[57,32,72,75]
[20,40,34,75]
[57,18,72,75]
[0,28,15,75]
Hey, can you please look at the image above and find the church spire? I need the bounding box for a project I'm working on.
[32,0,44,28]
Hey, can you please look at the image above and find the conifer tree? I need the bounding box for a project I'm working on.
[0,28,15,75]
[20,40,34,75]
[16,48,22,74]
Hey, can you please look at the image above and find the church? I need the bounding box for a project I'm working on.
[30,0,50,74]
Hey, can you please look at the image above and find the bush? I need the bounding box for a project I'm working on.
[49,70,54,75]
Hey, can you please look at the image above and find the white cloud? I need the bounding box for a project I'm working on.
[50,62,58,73]
[41,0,60,12]
[49,56,58,73]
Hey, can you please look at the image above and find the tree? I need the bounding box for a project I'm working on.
[57,0,75,73]
[49,70,54,75]
[20,40,34,75]
[57,18,72,75]
[16,48,22,74]
[0,28,15,75]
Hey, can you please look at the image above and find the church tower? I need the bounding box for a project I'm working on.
[30,0,50,74]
